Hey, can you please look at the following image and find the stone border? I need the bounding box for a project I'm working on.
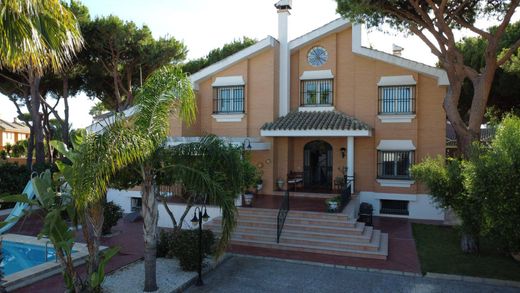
[230,253,520,288]
[2,233,107,291]
[425,272,520,288]
[173,254,232,292]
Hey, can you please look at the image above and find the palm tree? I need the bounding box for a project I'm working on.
[0,0,83,168]
[156,136,254,253]
[52,65,196,292]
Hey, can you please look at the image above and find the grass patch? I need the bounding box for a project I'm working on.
[412,223,520,281]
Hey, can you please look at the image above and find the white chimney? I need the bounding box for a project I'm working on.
[392,44,404,56]
[275,0,291,117]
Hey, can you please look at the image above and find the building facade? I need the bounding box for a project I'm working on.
[166,12,449,221]
[0,118,30,150]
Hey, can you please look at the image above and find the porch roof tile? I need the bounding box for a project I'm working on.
[261,110,371,131]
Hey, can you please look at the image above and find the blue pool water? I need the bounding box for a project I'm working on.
[0,241,58,276]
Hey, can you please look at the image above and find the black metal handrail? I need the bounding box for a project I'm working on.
[276,190,290,243]
[338,176,354,212]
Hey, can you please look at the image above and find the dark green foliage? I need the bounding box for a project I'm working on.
[457,21,520,121]
[157,229,215,271]
[413,224,520,281]
[102,201,123,235]
[466,115,520,252]
[412,156,484,245]
[335,1,510,30]
[0,151,6,160]
[81,15,187,111]
[11,140,27,158]
[0,162,30,209]
[183,37,257,74]
[413,115,520,254]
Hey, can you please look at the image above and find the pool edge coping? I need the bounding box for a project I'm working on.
[2,233,108,291]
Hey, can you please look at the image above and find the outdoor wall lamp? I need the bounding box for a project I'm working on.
[340,147,346,158]
[190,205,210,286]
[242,138,252,151]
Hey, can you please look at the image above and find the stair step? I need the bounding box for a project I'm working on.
[235,213,356,228]
[215,229,381,251]
[229,236,388,260]
[206,224,374,243]
[238,208,350,221]
[207,218,366,235]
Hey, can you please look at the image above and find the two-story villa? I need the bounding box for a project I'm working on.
[166,3,448,222]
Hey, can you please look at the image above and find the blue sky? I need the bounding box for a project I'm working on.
[0,0,515,128]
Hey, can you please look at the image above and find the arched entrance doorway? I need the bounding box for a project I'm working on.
[304,140,333,191]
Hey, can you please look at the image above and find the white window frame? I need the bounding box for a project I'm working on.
[378,85,415,114]
[300,79,333,107]
[213,85,245,114]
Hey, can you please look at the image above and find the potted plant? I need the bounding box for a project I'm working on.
[256,178,263,192]
[243,191,254,206]
[241,157,258,207]
[325,196,341,212]
[276,178,284,190]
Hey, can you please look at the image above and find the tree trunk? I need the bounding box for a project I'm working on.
[460,233,479,254]
[141,164,158,292]
[26,128,34,170]
[161,196,177,229]
[62,76,70,146]
[82,202,104,290]
[29,71,45,168]
[41,106,53,164]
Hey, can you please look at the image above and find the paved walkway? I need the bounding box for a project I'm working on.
[187,256,519,293]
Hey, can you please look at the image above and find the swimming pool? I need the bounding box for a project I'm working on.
[1,241,58,276]
[0,234,93,291]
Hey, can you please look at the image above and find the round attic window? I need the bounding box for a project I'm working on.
[307,46,328,67]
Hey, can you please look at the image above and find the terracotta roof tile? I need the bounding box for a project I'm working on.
[261,111,371,131]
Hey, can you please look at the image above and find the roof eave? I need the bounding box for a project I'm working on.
[289,18,351,52]
[189,36,278,90]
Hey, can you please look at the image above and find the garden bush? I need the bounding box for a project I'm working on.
[102,201,123,235]
[157,229,215,271]
[0,162,30,209]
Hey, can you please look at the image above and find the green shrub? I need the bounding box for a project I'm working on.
[102,201,123,235]
[157,229,215,271]
[0,162,30,209]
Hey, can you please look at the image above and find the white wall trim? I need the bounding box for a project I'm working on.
[300,70,334,80]
[377,139,416,150]
[359,191,445,220]
[352,24,449,86]
[298,106,335,112]
[376,179,415,188]
[377,75,416,86]
[166,136,271,150]
[261,129,371,137]
[212,76,245,87]
[189,36,277,90]
[377,114,416,123]
[211,113,245,122]
[289,18,351,51]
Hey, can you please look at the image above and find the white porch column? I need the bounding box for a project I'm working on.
[347,136,354,192]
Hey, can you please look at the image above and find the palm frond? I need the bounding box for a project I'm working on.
[0,0,83,74]
[133,66,196,147]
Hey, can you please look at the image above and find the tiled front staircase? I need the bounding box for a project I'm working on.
[204,207,388,260]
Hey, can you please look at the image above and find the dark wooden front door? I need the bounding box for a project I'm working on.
[303,140,333,191]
